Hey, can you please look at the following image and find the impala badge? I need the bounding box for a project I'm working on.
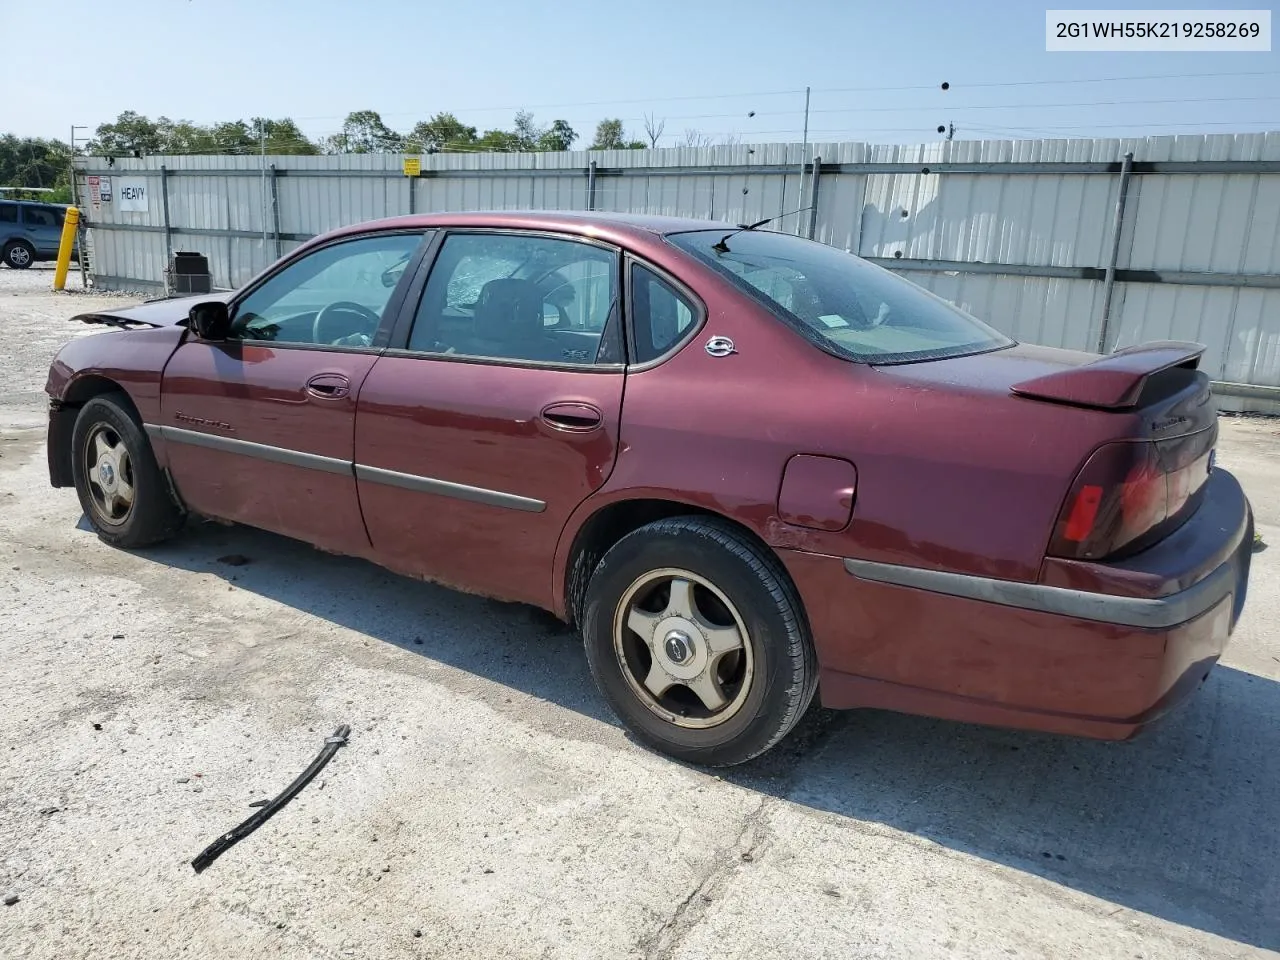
[175,412,234,431]
[705,335,737,358]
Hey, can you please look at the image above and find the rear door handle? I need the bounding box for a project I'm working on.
[305,373,350,400]
[540,401,604,432]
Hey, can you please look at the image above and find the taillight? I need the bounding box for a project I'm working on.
[1049,429,1215,561]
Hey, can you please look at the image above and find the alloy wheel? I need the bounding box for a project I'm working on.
[612,567,755,729]
[82,424,135,526]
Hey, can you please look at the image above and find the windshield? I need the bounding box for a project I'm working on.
[668,229,1014,364]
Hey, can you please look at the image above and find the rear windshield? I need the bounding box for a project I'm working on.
[668,229,1014,364]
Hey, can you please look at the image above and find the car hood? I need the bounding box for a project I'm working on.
[70,291,233,329]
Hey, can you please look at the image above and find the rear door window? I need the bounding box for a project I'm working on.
[405,232,619,366]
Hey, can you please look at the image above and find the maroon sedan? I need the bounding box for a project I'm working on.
[45,212,1253,765]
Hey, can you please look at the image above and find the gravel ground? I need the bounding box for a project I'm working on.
[1,264,1278,959]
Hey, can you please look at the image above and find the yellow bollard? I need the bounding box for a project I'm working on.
[52,206,80,292]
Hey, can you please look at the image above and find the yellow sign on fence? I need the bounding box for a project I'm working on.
[403,157,421,177]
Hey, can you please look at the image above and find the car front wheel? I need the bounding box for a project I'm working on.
[582,516,818,766]
[4,241,35,269]
[71,395,183,547]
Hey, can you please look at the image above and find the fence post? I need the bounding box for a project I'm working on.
[587,160,597,211]
[69,163,89,288]
[160,165,172,265]
[269,164,282,260]
[1097,151,1134,354]
[807,156,822,239]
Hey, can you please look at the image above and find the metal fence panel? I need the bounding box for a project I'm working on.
[74,133,1280,406]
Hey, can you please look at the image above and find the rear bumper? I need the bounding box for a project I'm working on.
[781,468,1253,739]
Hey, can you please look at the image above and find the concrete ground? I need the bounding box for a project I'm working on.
[1,264,1277,960]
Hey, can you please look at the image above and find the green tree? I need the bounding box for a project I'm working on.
[538,119,578,152]
[256,118,320,155]
[154,117,218,154]
[474,129,522,152]
[590,118,625,150]
[588,119,644,151]
[87,111,162,156]
[208,120,256,154]
[326,110,403,154]
[406,112,477,153]
[512,110,545,151]
[0,135,71,191]
[74,112,319,158]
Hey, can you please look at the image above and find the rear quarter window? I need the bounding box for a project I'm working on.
[0,204,17,224]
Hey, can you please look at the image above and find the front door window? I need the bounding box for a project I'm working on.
[230,233,423,347]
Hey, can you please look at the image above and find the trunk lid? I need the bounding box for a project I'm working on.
[873,340,1214,432]
[873,339,1219,562]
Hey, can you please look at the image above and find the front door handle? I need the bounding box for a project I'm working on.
[305,373,350,400]
[540,401,604,432]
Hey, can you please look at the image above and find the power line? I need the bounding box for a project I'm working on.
[290,88,811,122]
[672,120,1280,139]
[280,69,1280,125]
[961,119,1280,132]
[936,68,1280,90]
[818,94,1280,114]
[541,94,1280,128]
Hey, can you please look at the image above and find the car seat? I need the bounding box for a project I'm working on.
[469,278,549,360]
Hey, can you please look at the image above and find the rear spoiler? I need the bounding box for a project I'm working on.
[1010,341,1206,410]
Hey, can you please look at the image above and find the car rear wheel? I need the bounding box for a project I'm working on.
[71,395,183,548]
[4,241,35,269]
[582,516,818,766]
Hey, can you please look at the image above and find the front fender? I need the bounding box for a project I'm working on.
[45,325,186,416]
[45,326,188,488]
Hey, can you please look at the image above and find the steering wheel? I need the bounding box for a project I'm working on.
[312,300,382,346]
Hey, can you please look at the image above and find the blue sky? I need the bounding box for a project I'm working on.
[4,0,1278,147]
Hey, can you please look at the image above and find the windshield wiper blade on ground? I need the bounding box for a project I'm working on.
[190,724,350,873]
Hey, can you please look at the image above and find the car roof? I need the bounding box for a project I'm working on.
[0,198,67,209]
[322,210,738,247]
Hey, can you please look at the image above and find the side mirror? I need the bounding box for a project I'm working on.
[188,301,230,341]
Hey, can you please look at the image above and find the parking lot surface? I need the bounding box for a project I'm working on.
[2,265,1278,959]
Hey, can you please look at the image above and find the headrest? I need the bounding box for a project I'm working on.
[474,278,544,341]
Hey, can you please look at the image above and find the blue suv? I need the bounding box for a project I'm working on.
[1,200,76,269]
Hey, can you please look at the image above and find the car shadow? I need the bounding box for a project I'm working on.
[744,679,1280,951]
[129,517,1279,952]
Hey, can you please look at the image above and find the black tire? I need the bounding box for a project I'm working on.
[582,516,818,766]
[71,394,183,548]
[3,241,35,269]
